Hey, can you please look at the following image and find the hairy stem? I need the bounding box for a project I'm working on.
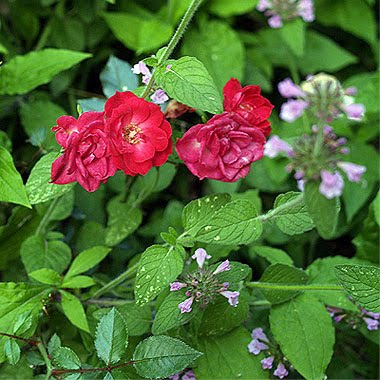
[35,196,61,235]
[246,282,343,291]
[91,262,139,299]
[141,0,203,99]
[37,341,53,380]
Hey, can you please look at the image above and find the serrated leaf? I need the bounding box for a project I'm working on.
[133,335,202,379]
[198,293,249,336]
[152,292,195,335]
[117,303,151,337]
[0,283,51,362]
[59,290,89,332]
[335,264,380,312]
[181,20,244,90]
[52,347,81,369]
[95,308,128,365]
[61,275,95,288]
[65,246,111,278]
[183,194,231,236]
[47,334,61,356]
[21,235,71,275]
[0,147,31,208]
[134,245,183,305]
[279,18,305,57]
[100,55,138,97]
[105,197,143,246]
[4,340,20,365]
[28,268,61,285]
[270,294,335,380]
[195,327,268,379]
[155,56,223,113]
[103,12,172,54]
[251,245,293,265]
[273,192,314,235]
[25,153,74,204]
[304,182,340,239]
[259,264,308,304]
[211,261,251,287]
[194,199,263,245]
[0,49,91,95]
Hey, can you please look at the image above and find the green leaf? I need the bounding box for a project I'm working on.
[307,256,366,311]
[105,197,143,246]
[342,143,379,221]
[152,292,195,335]
[335,264,380,312]
[198,293,249,336]
[279,19,305,57]
[134,245,183,305]
[273,192,314,235]
[77,98,106,113]
[155,56,223,114]
[21,235,71,274]
[28,268,61,285]
[12,312,33,335]
[304,182,340,239]
[299,31,357,74]
[25,153,74,205]
[209,0,258,17]
[259,264,308,304]
[270,294,335,380]
[19,100,65,150]
[344,72,379,114]
[117,303,151,336]
[103,12,172,54]
[95,308,128,365]
[374,191,380,226]
[0,283,51,362]
[0,49,91,95]
[59,290,89,332]
[65,246,111,278]
[183,194,231,236]
[211,261,251,287]
[61,275,95,288]
[194,199,263,245]
[0,147,31,208]
[47,334,61,356]
[195,327,268,379]
[133,335,202,379]
[100,55,138,97]
[250,245,293,265]
[4,340,20,365]
[181,20,245,90]
[316,0,376,45]
[52,347,81,369]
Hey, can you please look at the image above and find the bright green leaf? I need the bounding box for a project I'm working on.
[28,268,61,285]
[52,347,81,369]
[61,275,96,289]
[4,340,20,365]
[280,19,305,57]
[59,290,89,332]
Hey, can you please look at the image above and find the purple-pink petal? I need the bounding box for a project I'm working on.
[220,291,240,307]
[274,363,288,379]
[261,356,274,370]
[337,161,366,183]
[192,248,211,268]
[278,78,305,98]
[319,170,344,199]
[280,100,309,122]
[178,297,194,314]
[264,135,294,158]
[248,339,269,355]
[213,260,230,275]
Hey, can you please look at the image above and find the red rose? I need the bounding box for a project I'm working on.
[223,78,274,136]
[176,112,266,182]
[105,91,172,175]
[51,112,117,192]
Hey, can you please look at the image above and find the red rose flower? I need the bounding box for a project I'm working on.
[51,112,117,192]
[223,78,274,136]
[176,112,266,182]
[105,91,172,176]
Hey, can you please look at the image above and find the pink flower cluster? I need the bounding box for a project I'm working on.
[264,126,366,199]
[327,306,379,331]
[257,0,314,28]
[248,328,289,378]
[278,75,365,123]
[170,248,240,313]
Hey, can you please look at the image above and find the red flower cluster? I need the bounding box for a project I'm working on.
[176,79,273,182]
[51,92,172,192]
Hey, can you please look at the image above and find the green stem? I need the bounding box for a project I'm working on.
[313,123,325,158]
[246,282,343,291]
[141,0,203,99]
[35,196,61,235]
[258,194,304,222]
[91,263,139,299]
[37,341,52,380]
[86,298,138,306]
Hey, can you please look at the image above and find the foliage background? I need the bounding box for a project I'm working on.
[0,0,378,379]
